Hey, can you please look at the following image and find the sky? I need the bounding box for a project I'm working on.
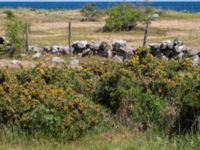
[0,0,199,1]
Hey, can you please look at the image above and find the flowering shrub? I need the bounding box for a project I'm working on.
[0,49,200,138]
[0,66,103,140]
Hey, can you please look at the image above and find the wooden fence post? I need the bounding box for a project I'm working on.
[68,22,72,55]
[25,22,29,52]
[143,20,149,47]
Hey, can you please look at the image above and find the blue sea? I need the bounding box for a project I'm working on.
[0,2,200,12]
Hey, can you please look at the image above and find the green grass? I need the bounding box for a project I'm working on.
[1,127,200,150]
[160,10,200,20]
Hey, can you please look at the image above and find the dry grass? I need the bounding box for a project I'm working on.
[0,8,200,49]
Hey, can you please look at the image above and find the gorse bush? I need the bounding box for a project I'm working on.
[0,65,104,140]
[103,4,142,32]
[0,49,200,140]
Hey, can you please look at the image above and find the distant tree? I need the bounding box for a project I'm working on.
[103,4,143,32]
[80,3,100,21]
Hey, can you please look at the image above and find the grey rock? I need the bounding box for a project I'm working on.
[98,41,110,57]
[32,52,42,59]
[0,36,4,45]
[174,45,186,53]
[51,45,61,53]
[174,38,184,46]
[113,55,124,63]
[70,58,80,65]
[63,46,71,55]
[86,42,100,54]
[112,40,127,48]
[29,46,42,53]
[52,57,65,63]
[10,60,19,65]
[81,48,93,57]
[43,46,51,53]
[192,55,200,66]
[185,48,198,56]
[161,40,173,50]
[72,41,88,54]
[198,52,200,57]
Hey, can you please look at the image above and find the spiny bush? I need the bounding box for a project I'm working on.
[103,4,142,32]
[92,48,200,133]
[0,66,104,140]
[0,50,200,138]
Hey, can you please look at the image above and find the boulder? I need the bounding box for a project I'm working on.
[174,38,184,47]
[112,40,127,54]
[112,40,127,48]
[29,46,42,53]
[117,46,135,59]
[81,48,93,57]
[43,46,51,53]
[51,45,61,53]
[160,40,174,50]
[184,48,198,56]
[192,55,200,66]
[32,52,42,59]
[70,58,80,66]
[72,41,88,54]
[174,45,186,53]
[98,41,110,57]
[113,55,124,63]
[63,46,71,55]
[149,43,162,58]
[10,60,19,65]
[86,42,100,54]
[198,52,200,57]
[52,57,64,63]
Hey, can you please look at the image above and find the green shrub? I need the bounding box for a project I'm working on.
[103,4,142,32]
[3,10,15,19]
[80,3,100,21]
[93,68,133,113]
[5,13,24,57]
[0,66,104,140]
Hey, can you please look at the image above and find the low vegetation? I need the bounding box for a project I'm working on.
[4,10,24,57]
[0,5,200,150]
[80,3,101,21]
[103,4,143,32]
[0,48,200,149]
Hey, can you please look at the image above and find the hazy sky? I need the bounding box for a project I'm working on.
[0,0,199,1]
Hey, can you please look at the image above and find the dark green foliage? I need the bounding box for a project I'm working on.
[93,68,133,113]
[103,4,142,32]
[3,10,15,19]
[5,12,24,57]
[80,3,101,21]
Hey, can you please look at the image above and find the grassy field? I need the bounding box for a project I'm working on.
[0,9,200,49]
[1,127,200,150]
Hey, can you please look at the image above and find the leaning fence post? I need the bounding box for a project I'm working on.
[143,20,149,47]
[68,22,72,55]
[25,22,29,52]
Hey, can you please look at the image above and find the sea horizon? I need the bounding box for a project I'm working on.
[0,1,200,12]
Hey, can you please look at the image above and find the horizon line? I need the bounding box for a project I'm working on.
[0,0,200,2]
